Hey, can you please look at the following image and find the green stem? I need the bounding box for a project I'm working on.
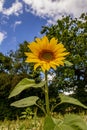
[45,71,50,115]
[35,103,46,115]
[51,102,61,112]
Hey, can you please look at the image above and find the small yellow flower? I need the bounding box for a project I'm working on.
[25,36,69,72]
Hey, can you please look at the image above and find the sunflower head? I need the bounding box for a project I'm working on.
[25,36,69,72]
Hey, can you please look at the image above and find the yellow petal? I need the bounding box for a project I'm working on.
[50,37,58,49]
[46,63,50,71]
[56,52,69,57]
[53,43,64,52]
[55,60,64,66]
[41,36,49,49]
[57,48,66,53]
[29,43,40,55]
[25,58,40,63]
[50,63,57,70]
[35,38,41,43]
[41,65,45,72]
[25,52,37,59]
[34,63,41,70]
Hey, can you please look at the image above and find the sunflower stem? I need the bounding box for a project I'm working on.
[45,71,50,115]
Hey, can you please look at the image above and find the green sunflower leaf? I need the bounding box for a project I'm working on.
[63,114,87,130]
[54,114,87,130]
[59,94,87,109]
[11,96,39,107]
[54,124,74,130]
[64,60,73,66]
[43,115,55,130]
[9,78,45,98]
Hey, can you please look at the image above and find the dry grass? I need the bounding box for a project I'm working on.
[0,114,87,130]
[0,118,43,130]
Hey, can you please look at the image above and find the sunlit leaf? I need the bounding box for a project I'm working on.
[9,78,45,98]
[64,114,87,130]
[11,96,39,107]
[54,114,87,130]
[64,60,73,66]
[59,94,87,109]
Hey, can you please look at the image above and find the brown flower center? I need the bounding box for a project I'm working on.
[39,50,55,62]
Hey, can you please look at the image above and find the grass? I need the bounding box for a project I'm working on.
[0,114,87,130]
[0,118,43,130]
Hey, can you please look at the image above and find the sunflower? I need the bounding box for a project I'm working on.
[25,36,69,72]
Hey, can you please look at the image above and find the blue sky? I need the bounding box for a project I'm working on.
[0,0,87,54]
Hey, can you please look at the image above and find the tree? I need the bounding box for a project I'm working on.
[0,52,12,73]
[41,13,87,105]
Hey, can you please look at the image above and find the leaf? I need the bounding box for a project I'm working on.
[64,114,87,130]
[52,117,62,125]
[59,94,87,109]
[33,80,46,88]
[54,114,87,130]
[64,60,73,66]
[9,78,45,98]
[54,124,74,130]
[43,115,55,130]
[11,96,39,107]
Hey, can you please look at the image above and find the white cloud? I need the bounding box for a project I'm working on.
[13,21,22,31]
[23,0,87,24]
[2,0,23,16]
[0,31,7,45]
[64,91,73,95]
[1,0,87,24]
[0,0,4,12]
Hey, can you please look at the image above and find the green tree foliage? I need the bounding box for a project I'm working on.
[41,13,87,107]
[0,52,12,72]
